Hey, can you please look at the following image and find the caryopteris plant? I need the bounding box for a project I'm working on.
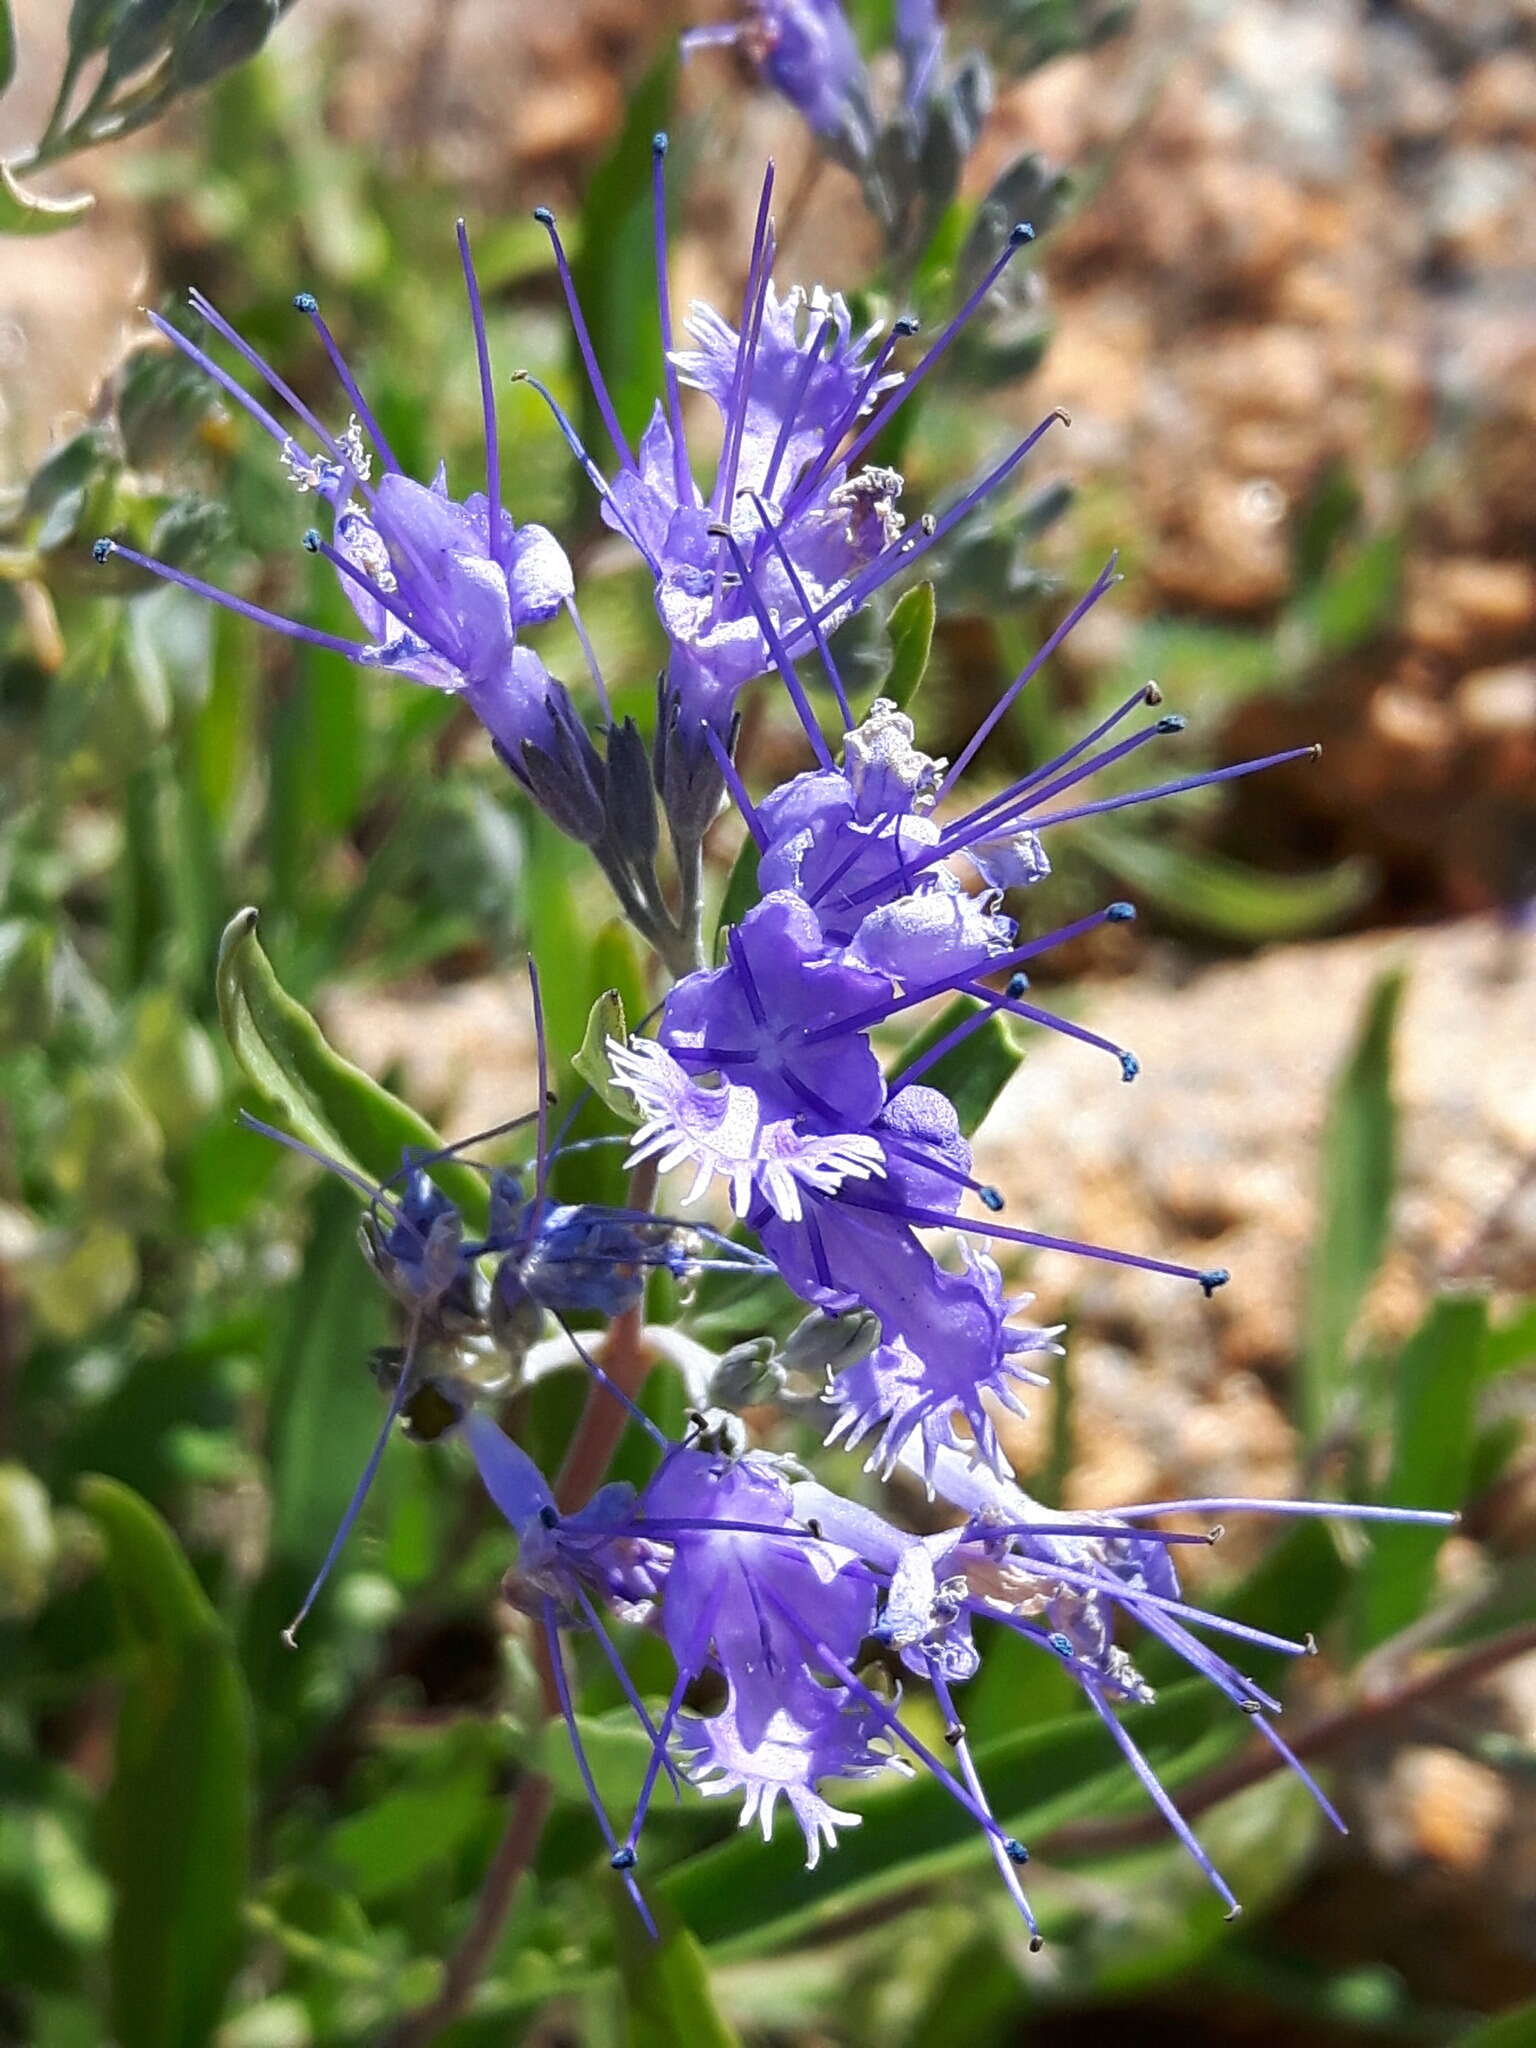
[88,56,1447,2024]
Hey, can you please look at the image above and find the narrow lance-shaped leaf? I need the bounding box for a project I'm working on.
[1357,1293,1487,1649]
[215,905,487,1225]
[613,1890,743,2048]
[1300,968,1405,1444]
[879,580,936,714]
[80,1475,253,2048]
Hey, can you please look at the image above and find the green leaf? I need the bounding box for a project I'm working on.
[1093,829,1370,944]
[879,582,936,713]
[1450,1999,1536,2048]
[573,987,637,1122]
[0,160,93,234]
[1357,1293,1488,1648]
[1300,968,1405,1443]
[78,1475,252,2048]
[614,1894,742,2048]
[890,993,1024,1136]
[214,906,486,1225]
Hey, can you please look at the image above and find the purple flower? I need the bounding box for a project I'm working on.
[92,233,609,839]
[683,0,874,152]
[531,146,1051,745]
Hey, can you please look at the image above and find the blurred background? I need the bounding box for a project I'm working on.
[0,0,1534,2043]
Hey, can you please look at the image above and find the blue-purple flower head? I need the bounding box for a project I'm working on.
[90,235,621,841]
[463,1402,1454,1935]
[684,0,875,154]
[528,148,1048,750]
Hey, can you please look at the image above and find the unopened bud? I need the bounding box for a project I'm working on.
[709,1338,784,1411]
[780,1307,881,1378]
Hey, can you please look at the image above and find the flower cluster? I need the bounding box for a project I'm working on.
[100,161,1445,1943]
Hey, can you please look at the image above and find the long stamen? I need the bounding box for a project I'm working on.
[91,539,370,659]
[748,492,853,728]
[958,975,1139,1082]
[887,998,1000,1094]
[146,309,291,453]
[565,595,614,723]
[236,1110,397,1207]
[185,289,347,461]
[533,205,637,469]
[282,1312,421,1646]
[971,1520,1213,1548]
[702,721,768,849]
[791,409,1067,650]
[572,1584,683,1801]
[834,225,1034,478]
[947,716,1187,861]
[710,162,776,520]
[928,1662,1040,1944]
[938,555,1120,799]
[301,528,439,652]
[456,220,503,560]
[1104,1497,1457,1526]
[554,1314,669,1448]
[1080,1677,1241,1918]
[513,372,660,572]
[840,1185,1230,1294]
[1026,747,1323,834]
[543,1601,656,1933]
[712,526,834,768]
[651,134,694,506]
[947,681,1162,842]
[621,1660,695,1852]
[292,293,401,475]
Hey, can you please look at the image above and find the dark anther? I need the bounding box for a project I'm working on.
[652,131,669,155]
[1307,743,1324,761]
[1120,1052,1141,1084]
[1009,221,1036,246]
[894,315,919,336]
[1029,1934,1045,1953]
[302,529,321,553]
[944,1722,965,1747]
[1005,1837,1030,1865]
[1304,1632,1318,1657]
[610,1845,637,1871]
[91,537,114,563]
[1207,1524,1226,1544]
[1240,1698,1262,1715]
[533,205,555,226]
[706,522,732,539]
[1198,1267,1230,1297]
[806,1518,823,1539]
[1143,681,1163,705]
[980,1186,1004,1213]
[1106,901,1136,923]
[292,292,318,314]
[1006,971,1030,998]
[1155,713,1187,735]
[1048,1632,1073,1658]
[538,1505,559,1530]
[1224,1905,1243,1924]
